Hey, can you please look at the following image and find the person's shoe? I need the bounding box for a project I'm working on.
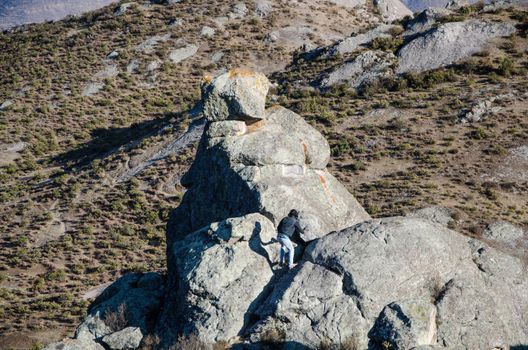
[288,263,297,269]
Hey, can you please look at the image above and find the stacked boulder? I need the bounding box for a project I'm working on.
[157,68,371,346]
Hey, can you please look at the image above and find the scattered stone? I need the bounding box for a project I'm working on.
[136,33,171,53]
[95,64,119,79]
[102,327,143,350]
[200,25,215,38]
[82,82,104,97]
[397,20,516,73]
[460,100,498,123]
[375,0,413,22]
[106,50,119,59]
[0,99,14,111]
[482,0,518,12]
[146,60,161,72]
[168,17,183,26]
[319,50,396,90]
[0,142,26,166]
[126,60,139,74]
[369,300,437,349]
[201,69,270,122]
[114,2,134,16]
[211,51,224,62]
[403,8,453,35]
[228,2,248,19]
[329,0,366,7]
[169,44,198,63]
[254,0,273,17]
[265,25,313,47]
[324,24,397,58]
[444,0,469,9]
[482,221,525,245]
[407,206,453,227]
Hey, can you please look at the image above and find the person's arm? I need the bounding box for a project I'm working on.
[294,218,304,234]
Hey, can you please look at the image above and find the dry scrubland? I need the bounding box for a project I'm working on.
[0,0,526,349]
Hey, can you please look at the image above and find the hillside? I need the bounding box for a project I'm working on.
[0,0,527,349]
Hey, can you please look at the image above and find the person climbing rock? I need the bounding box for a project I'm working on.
[277,209,304,269]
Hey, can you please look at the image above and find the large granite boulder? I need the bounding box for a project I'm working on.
[168,213,276,344]
[248,217,528,349]
[397,20,516,73]
[158,69,369,347]
[202,69,271,122]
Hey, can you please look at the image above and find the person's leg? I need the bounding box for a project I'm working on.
[278,235,286,266]
[283,236,295,268]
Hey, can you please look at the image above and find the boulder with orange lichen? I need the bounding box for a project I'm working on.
[156,69,370,347]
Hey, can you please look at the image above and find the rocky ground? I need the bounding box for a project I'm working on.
[0,0,527,349]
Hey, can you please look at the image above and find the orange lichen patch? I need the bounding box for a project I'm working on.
[319,174,337,204]
[246,120,265,133]
[269,104,282,110]
[228,68,257,78]
[302,142,308,155]
[202,73,213,84]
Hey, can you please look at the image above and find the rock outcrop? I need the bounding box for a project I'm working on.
[319,50,396,90]
[397,20,516,73]
[249,217,528,349]
[375,0,413,22]
[323,25,397,58]
[157,69,370,346]
[43,272,164,350]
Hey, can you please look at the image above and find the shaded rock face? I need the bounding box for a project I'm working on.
[397,20,516,73]
[158,69,370,346]
[324,25,397,58]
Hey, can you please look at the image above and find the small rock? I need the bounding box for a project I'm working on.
[95,64,119,79]
[146,60,161,72]
[460,99,502,123]
[254,0,273,17]
[106,50,119,59]
[444,0,469,9]
[114,2,134,16]
[102,327,143,350]
[200,26,215,38]
[168,17,183,26]
[228,2,248,19]
[0,100,14,111]
[82,82,104,97]
[211,51,224,63]
[126,60,140,74]
[169,44,198,64]
[369,300,437,349]
[201,69,271,122]
[136,33,171,53]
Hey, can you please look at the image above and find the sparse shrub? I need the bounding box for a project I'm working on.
[260,327,286,345]
[371,36,404,53]
[497,57,514,77]
[104,303,129,331]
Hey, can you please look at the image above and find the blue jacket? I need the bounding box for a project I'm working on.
[277,216,304,238]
